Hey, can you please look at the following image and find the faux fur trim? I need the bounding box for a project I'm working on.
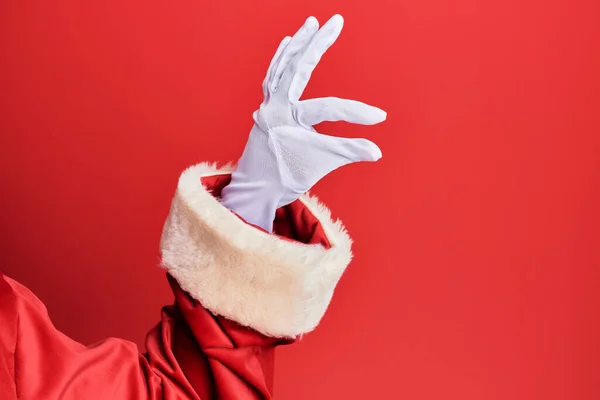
[159,162,353,338]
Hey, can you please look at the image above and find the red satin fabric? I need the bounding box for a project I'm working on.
[0,175,330,399]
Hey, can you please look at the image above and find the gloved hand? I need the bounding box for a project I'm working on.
[220,14,386,232]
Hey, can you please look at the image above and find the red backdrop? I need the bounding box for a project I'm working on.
[1,1,599,399]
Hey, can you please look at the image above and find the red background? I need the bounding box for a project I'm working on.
[1,1,599,399]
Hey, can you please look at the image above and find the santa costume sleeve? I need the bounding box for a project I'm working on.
[0,163,353,400]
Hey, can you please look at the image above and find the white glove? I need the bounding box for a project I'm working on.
[220,15,386,232]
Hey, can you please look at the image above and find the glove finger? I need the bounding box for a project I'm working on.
[262,36,292,99]
[284,14,344,102]
[270,16,319,93]
[297,97,387,126]
[271,127,382,202]
[273,127,382,171]
[322,135,383,163]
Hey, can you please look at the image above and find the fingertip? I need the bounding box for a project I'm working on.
[372,143,383,161]
[365,106,387,125]
[357,106,387,125]
[331,14,344,27]
[324,14,344,34]
[316,14,344,43]
[305,16,319,30]
[356,138,382,162]
[278,36,292,50]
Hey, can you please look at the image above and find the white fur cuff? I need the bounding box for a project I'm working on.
[159,163,353,338]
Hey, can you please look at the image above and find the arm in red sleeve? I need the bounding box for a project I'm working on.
[0,162,353,400]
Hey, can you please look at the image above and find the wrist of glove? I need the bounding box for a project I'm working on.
[221,15,386,232]
[220,123,284,231]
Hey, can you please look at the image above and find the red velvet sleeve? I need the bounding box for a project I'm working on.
[0,201,334,400]
[0,166,352,400]
[0,272,292,400]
